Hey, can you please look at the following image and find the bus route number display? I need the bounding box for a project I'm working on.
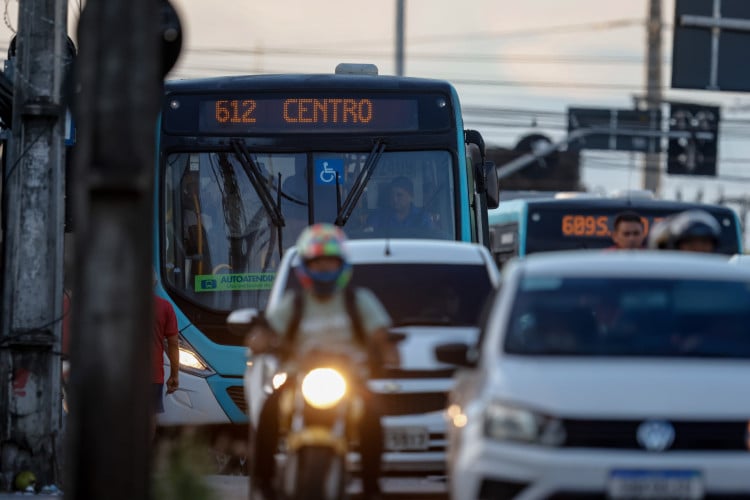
[199,97,419,133]
[561,214,662,237]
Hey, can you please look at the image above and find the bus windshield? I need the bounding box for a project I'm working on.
[162,148,455,311]
[524,204,740,255]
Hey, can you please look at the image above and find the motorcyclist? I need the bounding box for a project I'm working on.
[647,209,721,253]
[248,223,397,500]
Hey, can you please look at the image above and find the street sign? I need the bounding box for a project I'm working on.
[666,102,720,176]
[672,0,750,91]
[567,107,662,153]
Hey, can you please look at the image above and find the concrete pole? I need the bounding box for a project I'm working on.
[0,0,69,490]
[64,0,160,498]
[643,0,663,194]
[395,0,405,76]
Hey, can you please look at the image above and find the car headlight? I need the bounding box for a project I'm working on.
[272,372,287,390]
[483,401,566,446]
[177,337,214,377]
[300,368,347,409]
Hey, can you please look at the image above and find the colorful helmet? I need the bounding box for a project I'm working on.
[294,223,352,296]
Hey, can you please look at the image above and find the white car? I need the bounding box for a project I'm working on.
[728,254,750,266]
[244,238,500,473]
[440,250,750,500]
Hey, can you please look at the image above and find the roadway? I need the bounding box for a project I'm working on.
[204,474,448,500]
[0,475,447,499]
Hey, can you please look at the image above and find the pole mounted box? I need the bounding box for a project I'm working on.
[666,102,720,176]
[672,0,750,91]
[567,107,662,153]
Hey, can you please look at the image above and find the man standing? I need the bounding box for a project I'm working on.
[153,292,179,434]
[609,211,646,249]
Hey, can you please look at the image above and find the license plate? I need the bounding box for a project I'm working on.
[608,470,703,500]
[384,426,429,451]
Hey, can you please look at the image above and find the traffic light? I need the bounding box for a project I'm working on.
[667,102,720,177]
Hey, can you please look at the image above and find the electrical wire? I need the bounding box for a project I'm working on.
[312,17,650,48]
[182,46,653,66]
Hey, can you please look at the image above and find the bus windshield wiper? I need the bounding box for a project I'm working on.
[335,139,386,226]
[230,138,285,228]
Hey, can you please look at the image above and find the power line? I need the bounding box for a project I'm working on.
[582,156,750,183]
[169,66,651,92]
[315,17,649,48]
[181,45,653,66]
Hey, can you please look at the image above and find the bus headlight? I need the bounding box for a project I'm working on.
[300,368,346,409]
[177,337,215,378]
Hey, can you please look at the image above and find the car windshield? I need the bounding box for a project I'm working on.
[504,276,750,358]
[287,263,494,327]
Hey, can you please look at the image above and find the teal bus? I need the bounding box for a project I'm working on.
[153,64,499,432]
[488,194,743,269]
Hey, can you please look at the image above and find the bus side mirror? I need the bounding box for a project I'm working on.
[226,307,260,336]
[484,161,499,209]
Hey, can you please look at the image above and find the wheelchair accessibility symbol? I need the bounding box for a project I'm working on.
[315,158,344,186]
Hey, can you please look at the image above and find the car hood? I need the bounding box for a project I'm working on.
[392,325,478,370]
[491,357,750,419]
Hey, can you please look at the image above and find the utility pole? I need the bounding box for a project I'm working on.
[64,0,160,498]
[395,0,405,76]
[0,0,69,490]
[643,0,663,194]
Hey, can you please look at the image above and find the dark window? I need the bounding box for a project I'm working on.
[287,263,494,327]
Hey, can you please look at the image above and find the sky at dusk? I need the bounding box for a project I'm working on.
[2,0,750,210]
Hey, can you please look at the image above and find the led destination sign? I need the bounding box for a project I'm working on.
[198,96,420,133]
[560,214,663,238]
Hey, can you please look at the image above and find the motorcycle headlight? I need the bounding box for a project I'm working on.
[300,368,347,409]
[483,401,566,446]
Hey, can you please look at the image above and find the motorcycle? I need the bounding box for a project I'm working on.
[274,347,366,500]
[227,309,366,500]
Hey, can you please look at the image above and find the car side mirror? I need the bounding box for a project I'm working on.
[435,342,477,368]
[226,307,260,336]
[484,160,499,209]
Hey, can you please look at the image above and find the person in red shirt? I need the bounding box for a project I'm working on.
[153,294,179,406]
[153,294,179,432]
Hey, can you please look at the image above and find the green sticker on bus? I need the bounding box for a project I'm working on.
[194,273,276,292]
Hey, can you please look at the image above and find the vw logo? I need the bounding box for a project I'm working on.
[636,420,675,452]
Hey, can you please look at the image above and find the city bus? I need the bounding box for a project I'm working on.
[488,193,743,268]
[154,64,499,433]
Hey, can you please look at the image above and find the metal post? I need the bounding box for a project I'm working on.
[643,0,663,194]
[64,0,160,498]
[395,0,405,76]
[0,0,69,490]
